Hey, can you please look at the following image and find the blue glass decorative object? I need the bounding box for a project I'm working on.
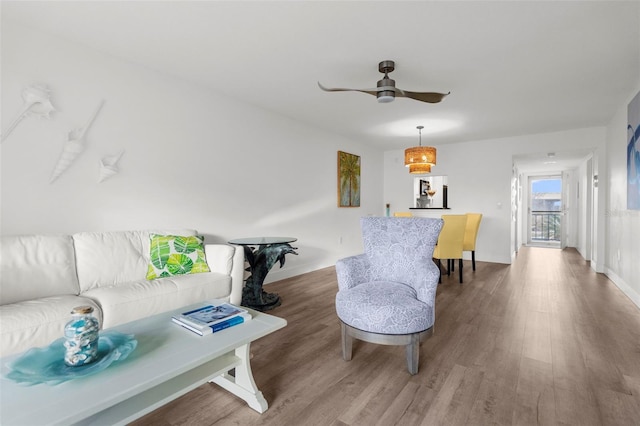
[64,306,100,366]
[4,330,137,386]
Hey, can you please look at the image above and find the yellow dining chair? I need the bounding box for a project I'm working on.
[463,213,483,271]
[393,212,413,217]
[432,215,467,283]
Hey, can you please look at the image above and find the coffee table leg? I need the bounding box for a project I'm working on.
[210,344,269,413]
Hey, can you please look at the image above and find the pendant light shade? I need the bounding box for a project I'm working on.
[404,146,437,166]
[404,126,437,170]
[409,163,432,174]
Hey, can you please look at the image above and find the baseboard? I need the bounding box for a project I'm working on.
[263,261,331,284]
[606,267,640,310]
[576,246,590,261]
[590,260,606,273]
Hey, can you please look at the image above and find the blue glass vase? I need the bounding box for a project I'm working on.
[64,306,100,367]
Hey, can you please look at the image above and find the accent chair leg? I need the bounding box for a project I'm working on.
[437,259,442,283]
[406,333,420,375]
[472,251,476,271]
[341,322,352,361]
[459,259,463,283]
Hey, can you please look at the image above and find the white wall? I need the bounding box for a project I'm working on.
[604,86,640,308]
[3,20,637,308]
[0,22,383,283]
[384,127,606,265]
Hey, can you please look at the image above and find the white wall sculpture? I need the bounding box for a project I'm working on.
[50,101,104,183]
[1,85,56,143]
[98,150,124,183]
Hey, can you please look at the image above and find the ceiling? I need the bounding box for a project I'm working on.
[3,1,639,160]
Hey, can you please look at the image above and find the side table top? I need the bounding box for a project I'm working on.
[228,237,297,245]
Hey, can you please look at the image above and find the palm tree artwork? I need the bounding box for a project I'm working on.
[338,151,361,207]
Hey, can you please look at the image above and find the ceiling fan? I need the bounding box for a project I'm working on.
[318,60,450,104]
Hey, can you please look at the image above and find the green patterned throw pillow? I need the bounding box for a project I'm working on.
[146,234,210,279]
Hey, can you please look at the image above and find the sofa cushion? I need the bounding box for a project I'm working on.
[146,234,210,279]
[73,229,197,292]
[82,272,232,329]
[0,295,102,357]
[0,235,80,305]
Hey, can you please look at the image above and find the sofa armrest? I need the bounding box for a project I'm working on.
[335,254,371,292]
[204,244,244,305]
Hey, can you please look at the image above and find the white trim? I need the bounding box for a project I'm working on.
[591,260,606,273]
[606,267,640,310]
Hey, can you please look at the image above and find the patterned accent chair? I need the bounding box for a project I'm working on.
[335,217,443,375]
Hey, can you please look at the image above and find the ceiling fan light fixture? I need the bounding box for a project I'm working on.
[377,76,395,103]
[377,92,395,103]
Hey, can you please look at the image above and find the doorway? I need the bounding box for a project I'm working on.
[528,175,563,248]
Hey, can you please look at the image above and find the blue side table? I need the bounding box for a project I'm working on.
[228,237,298,311]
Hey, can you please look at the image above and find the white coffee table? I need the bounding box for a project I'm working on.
[0,301,287,425]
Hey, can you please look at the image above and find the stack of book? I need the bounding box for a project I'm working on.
[171,302,251,336]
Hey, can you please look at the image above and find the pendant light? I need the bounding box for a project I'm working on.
[404,125,436,174]
[409,163,432,174]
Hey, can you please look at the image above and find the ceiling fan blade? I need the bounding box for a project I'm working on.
[396,89,450,104]
[317,82,378,97]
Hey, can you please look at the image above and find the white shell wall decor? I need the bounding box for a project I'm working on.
[50,100,104,183]
[1,85,56,143]
[98,150,124,183]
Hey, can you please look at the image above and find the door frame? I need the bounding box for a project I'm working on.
[527,174,563,247]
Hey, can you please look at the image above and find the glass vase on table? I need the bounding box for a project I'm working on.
[427,189,437,207]
[63,306,100,367]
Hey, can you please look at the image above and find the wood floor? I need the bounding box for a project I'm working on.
[133,247,640,426]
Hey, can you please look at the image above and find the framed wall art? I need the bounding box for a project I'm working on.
[337,151,360,207]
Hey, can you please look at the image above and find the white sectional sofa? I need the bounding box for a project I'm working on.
[0,229,244,356]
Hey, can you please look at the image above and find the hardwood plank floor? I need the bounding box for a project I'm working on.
[132,247,640,426]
